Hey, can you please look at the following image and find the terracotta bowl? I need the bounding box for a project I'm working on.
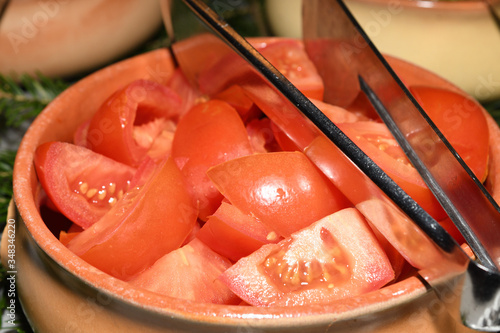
[0,0,162,78]
[265,0,500,102]
[3,42,480,332]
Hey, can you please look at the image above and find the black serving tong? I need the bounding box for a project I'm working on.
[164,0,500,330]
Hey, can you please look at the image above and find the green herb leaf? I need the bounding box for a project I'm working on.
[0,73,69,129]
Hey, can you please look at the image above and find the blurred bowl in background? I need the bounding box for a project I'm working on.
[265,0,500,102]
[0,0,162,78]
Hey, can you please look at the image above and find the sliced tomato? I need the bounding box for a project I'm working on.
[198,39,324,100]
[73,119,90,147]
[304,136,448,269]
[34,141,137,229]
[86,79,183,167]
[129,238,240,305]
[344,91,381,121]
[337,121,446,220]
[485,110,500,203]
[409,86,489,181]
[166,68,204,118]
[246,118,281,153]
[197,202,281,262]
[207,151,352,237]
[213,84,262,123]
[171,33,234,84]
[437,217,465,245]
[220,208,395,306]
[269,99,365,152]
[67,157,198,281]
[311,98,367,124]
[171,100,254,220]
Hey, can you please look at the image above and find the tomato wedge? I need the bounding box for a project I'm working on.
[198,39,324,100]
[337,121,446,220]
[207,151,352,237]
[197,202,281,262]
[171,100,254,220]
[86,79,183,167]
[246,118,281,153]
[305,136,448,270]
[34,141,136,229]
[67,158,198,281]
[409,85,489,181]
[129,238,240,305]
[213,84,261,123]
[220,208,394,306]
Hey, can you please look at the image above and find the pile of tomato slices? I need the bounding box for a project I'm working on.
[34,37,493,307]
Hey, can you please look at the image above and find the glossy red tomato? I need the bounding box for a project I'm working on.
[67,157,198,281]
[207,151,352,237]
[305,136,449,270]
[337,121,446,220]
[171,100,254,220]
[129,238,240,304]
[410,86,489,181]
[198,39,324,100]
[196,202,281,262]
[213,84,261,123]
[166,68,203,118]
[245,117,281,153]
[86,79,183,166]
[34,141,136,229]
[220,208,395,306]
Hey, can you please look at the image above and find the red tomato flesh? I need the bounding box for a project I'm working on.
[220,208,395,306]
[86,79,183,167]
[207,151,352,237]
[129,238,240,305]
[197,202,282,262]
[67,158,198,281]
[198,39,324,100]
[171,100,254,220]
[34,141,136,229]
[337,121,446,220]
[410,85,490,181]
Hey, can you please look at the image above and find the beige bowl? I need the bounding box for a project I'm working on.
[265,0,500,102]
[2,40,479,332]
[0,0,162,78]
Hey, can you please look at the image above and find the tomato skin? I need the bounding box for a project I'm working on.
[34,141,136,229]
[213,85,261,123]
[86,79,183,167]
[166,68,204,118]
[337,121,446,221]
[409,86,489,182]
[67,157,198,281]
[171,100,254,220]
[220,208,394,306]
[196,202,281,262]
[129,238,240,305]
[305,136,448,270]
[198,39,324,100]
[207,151,352,237]
[246,118,281,153]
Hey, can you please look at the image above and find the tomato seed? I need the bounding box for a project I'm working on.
[86,188,97,198]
